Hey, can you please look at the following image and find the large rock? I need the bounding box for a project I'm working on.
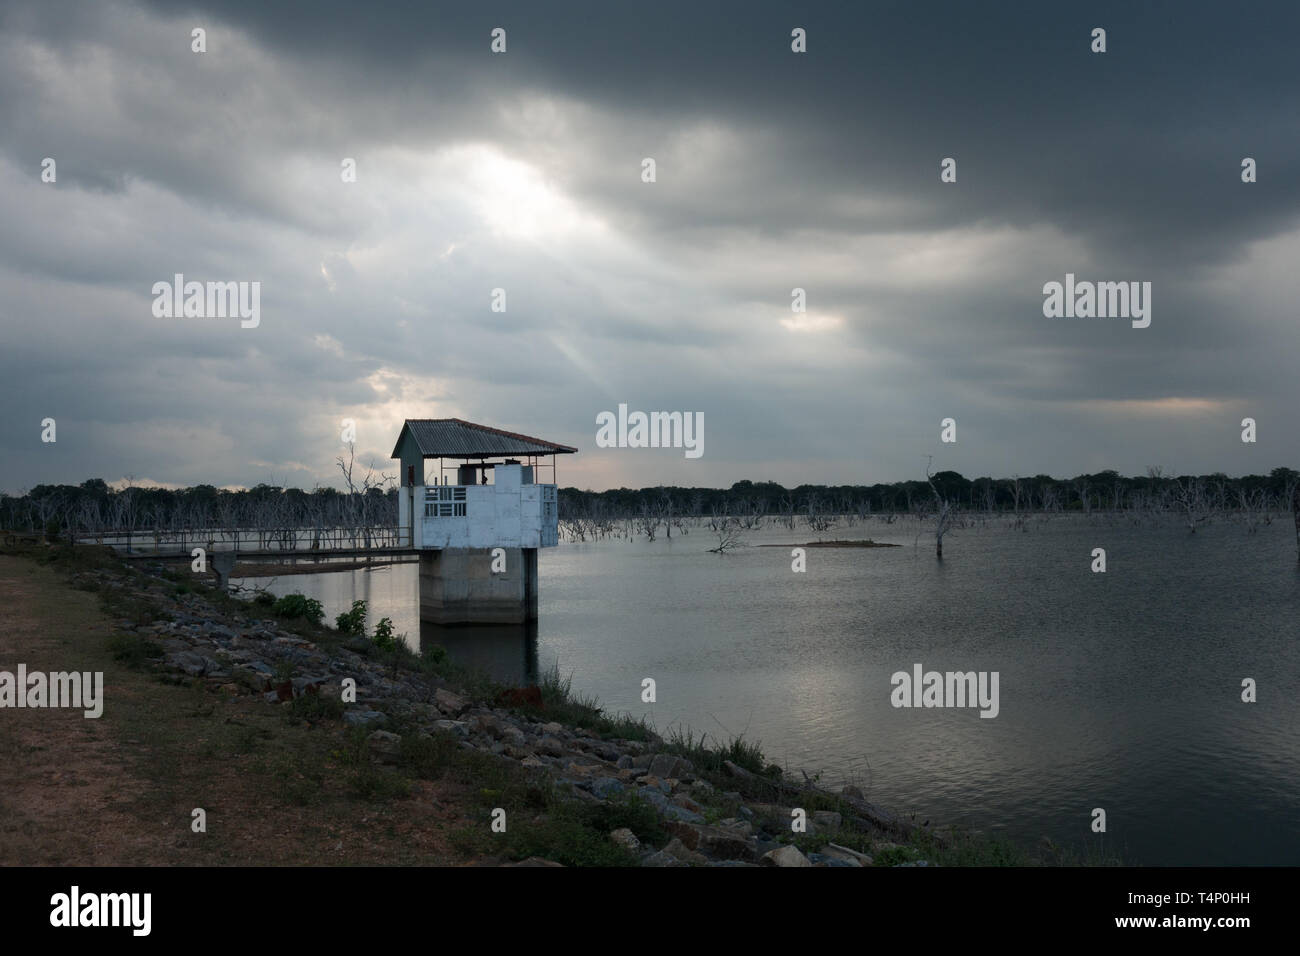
[434,688,468,715]
[636,787,702,823]
[536,735,567,757]
[664,805,705,824]
[648,753,693,780]
[609,828,641,852]
[662,837,707,866]
[590,777,626,799]
[822,842,873,866]
[584,740,621,762]
[697,825,759,861]
[166,651,208,676]
[671,793,704,814]
[292,675,331,695]
[343,709,387,728]
[367,730,402,764]
[665,820,701,849]
[668,822,758,860]
[471,713,502,736]
[812,810,843,831]
[637,787,671,813]
[239,660,276,678]
[716,818,754,837]
[761,845,813,868]
[503,857,563,867]
[747,802,793,823]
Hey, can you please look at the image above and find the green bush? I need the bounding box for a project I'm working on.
[335,599,367,636]
[372,616,401,651]
[420,643,449,673]
[578,792,668,847]
[272,593,324,626]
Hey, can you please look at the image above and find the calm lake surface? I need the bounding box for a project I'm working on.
[235,516,1300,865]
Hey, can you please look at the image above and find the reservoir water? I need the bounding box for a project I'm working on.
[235,515,1300,865]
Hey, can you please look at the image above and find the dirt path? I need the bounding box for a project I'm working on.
[0,553,473,865]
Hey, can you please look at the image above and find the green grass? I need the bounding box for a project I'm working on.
[658,726,786,809]
[447,792,650,867]
[283,692,345,725]
[105,631,164,668]
[495,663,656,742]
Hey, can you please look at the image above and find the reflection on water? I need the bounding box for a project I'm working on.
[421,619,539,687]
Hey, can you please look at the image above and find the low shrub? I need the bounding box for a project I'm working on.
[335,599,367,636]
[272,593,324,626]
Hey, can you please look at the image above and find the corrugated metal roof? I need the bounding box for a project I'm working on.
[391,419,578,459]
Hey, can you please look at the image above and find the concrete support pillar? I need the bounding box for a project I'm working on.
[419,547,540,625]
[211,550,237,591]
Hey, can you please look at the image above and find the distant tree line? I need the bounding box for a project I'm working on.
[558,467,1300,524]
[1,478,398,544]
[4,467,1298,544]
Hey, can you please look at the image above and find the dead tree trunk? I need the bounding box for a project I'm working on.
[1293,486,1300,563]
[926,459,954,560]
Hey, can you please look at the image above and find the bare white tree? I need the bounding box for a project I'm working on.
[336,442,397,550]
[802,492,836,536]
[1173,476,1210,532]
[925,459,956,559]
[707,506,746,554]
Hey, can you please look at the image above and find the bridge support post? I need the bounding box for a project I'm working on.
[210,550,237,590]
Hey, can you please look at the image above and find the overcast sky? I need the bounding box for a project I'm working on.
[2,0,1298,494]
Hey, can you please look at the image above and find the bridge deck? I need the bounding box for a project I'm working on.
[117,546,418,561]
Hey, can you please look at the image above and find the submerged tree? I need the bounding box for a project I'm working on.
[926,458,956,560]
[707,505,746,554]
[1293,486,1300,563]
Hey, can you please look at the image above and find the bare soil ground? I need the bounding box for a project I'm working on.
[0,553,477,865]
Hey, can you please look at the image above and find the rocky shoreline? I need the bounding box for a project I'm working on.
[77,556,949,867]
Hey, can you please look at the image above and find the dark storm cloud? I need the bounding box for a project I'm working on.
[1,0,1298,493]
[128,0,1300,263]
